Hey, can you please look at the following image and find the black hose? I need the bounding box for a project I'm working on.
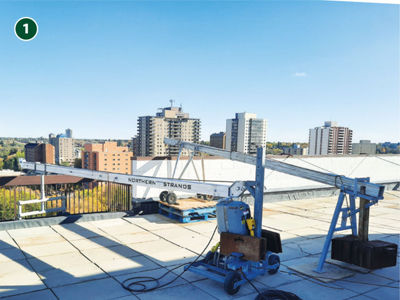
[255,290,302,300]
[121,226,218,293]
[240,269,302,300]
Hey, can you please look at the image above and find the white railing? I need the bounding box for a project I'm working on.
[17,174,66,220]
[18,196,66,219]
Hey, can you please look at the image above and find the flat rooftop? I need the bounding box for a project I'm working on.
[0,192,399,300]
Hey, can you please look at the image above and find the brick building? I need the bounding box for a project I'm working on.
[308,121,353,155]
[24,143,55,164]
[210,132,226,149]
[81,141,133,174]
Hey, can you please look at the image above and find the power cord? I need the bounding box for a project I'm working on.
[121,225,218,293]
[239,270,302,300]
[280,270,399,289]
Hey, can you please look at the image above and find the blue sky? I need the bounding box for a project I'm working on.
[0,1,398,142]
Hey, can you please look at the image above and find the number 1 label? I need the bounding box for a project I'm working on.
[23,23,28,34]
[14,17,38,41]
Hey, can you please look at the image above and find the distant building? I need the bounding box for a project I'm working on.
[25,143,39,162]
[65,128,73,138]
[137,104,201,157]
[24,143,55,164]
[82,141,133,174]
[49,129,74,164]
[226,112,267,155]
[132,136,138,156]
[282,144,308,156]
[74,148,82,159]
[210,132,226,149]
[308,121,352,155]
[352,140,376,155]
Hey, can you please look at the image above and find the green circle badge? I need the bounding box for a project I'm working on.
[15,17,38,41]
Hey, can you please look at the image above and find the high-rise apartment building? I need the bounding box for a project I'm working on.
[49,129,74,164]
[226,113,267,155]
[352,140,376,155]
[65,128,73,138]
[137,105,200,157]
[82,141,133,174]
[131,136,138,156]
[25,143,55,164]
[308,121,353,155]
[210,132,226,149]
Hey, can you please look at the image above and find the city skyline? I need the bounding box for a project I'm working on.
[0,1,398,142]
[0,114,399,144]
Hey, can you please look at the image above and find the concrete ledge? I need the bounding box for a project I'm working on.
[0,212,130,231]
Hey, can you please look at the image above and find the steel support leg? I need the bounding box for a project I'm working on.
[178,152,194,179]
[40,175,45,212]
[349,195,357,235]
[315,191,345,273]
[171,146,183,179]
[359,197,370,241]
[254,147,265,238]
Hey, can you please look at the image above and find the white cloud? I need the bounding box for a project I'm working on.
[293,72,307,77]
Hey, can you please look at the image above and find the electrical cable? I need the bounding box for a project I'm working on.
[347,156,368,177]
[374,155,400,167]
[292,156,336,174]
[278,270,343,290]
[239,270,302,300]
[280,270,399,289]
[121,225,218,293]
[265,155,292,179]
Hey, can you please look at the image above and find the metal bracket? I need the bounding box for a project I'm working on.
[315,177,381,273]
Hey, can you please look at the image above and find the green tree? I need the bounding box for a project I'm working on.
[3,159,13,170]
[15,151,24,158]
[12,157,21,171]
[2,157,20,171]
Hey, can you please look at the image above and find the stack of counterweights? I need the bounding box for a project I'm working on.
[331,235,397,269]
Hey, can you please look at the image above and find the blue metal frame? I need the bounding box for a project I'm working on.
[185,251,279,288]
[186,149,384,287]
[186,148,274,292]
[254,148,265,238]
[315,177,383,273]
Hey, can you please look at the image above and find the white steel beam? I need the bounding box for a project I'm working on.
[20,161,244,197]
[164,138,385,199]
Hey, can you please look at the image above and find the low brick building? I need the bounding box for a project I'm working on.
[24,143,55,164]
[82,141,133,174]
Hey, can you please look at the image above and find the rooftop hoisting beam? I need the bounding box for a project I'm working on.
[20,160,246,198]
[164,138,386,273]
[164,138,384,200]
